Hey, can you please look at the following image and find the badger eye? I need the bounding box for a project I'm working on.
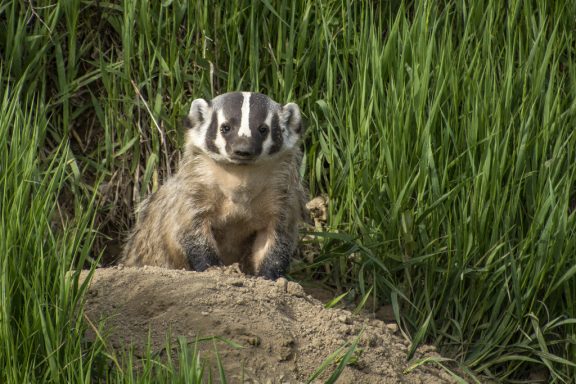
[258,125,268,134]
[220,124,231,134]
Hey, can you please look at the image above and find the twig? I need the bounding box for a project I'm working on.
[27,0,52,34]
[130,79,171,177]
[130,80,165,147]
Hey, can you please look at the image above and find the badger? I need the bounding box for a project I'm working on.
[121,92,308,280]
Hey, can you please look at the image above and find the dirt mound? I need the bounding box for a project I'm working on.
[81,266,456,383]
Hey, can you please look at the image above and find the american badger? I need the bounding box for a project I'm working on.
[121,92,308,280]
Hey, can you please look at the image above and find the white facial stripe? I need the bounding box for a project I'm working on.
[261,111,275,155]
[238,92,252,137]
[214,109,227,155]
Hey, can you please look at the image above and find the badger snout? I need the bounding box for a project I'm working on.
[230,137,257,160]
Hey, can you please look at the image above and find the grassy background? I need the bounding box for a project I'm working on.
[1,0,575,382]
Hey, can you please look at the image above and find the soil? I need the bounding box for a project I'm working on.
[81,266,457,383]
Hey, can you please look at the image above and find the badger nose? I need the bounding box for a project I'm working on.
[231,138,255,157]
[234,149,253,157]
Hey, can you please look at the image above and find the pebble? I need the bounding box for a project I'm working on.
[275,277,288,292]
[229,278,244,287]
[386,323,399,333]
[337,315,351,324]
[286,281,305,297]
[393,343,406,351]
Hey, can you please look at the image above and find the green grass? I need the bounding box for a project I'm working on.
[1,0,575,382]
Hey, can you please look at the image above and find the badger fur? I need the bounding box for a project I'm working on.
[121,92,308,280]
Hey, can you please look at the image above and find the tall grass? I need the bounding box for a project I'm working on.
[1,0,575,382]
[0,79,99,381]
[313,2,576,381]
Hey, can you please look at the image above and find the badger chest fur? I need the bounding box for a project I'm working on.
[121,92,308,280]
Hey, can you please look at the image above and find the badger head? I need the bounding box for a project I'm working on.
[184,92,303,164]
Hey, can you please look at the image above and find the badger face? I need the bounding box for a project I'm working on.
[185,92,303,164]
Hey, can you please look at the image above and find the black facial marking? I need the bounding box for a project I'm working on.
[221,92,244,124]
[205,111,219,154]
[249,94,271,134]
[269,113,283,154]
[249,93,276,156]
[248,131,264,158]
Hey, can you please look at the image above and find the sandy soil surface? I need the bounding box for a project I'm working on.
[81,266,457,383]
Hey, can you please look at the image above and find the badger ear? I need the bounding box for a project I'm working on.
[185,98,211,129]
[280,102,303,136]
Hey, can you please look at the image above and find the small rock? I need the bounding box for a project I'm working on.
[528,368,549,382]
[394,343,406,351]
[376,304,396,322]
[337,324,351,335]
[201,311,209,316]
[386,323,399,333]
[229,278,244,287]
[418,344,436,353]
[275,277,288,292]
[337,315,351,324]
[223,263,243,275]
[277,349,293,362]
[246,336,261,346]
[286,281,305,297]
[361,332,379,347]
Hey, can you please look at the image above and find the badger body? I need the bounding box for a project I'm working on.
[121,92,307,279]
